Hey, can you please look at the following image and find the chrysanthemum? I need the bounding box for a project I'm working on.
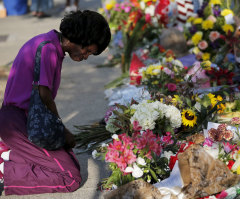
[202,53,210,60]
[222,24,234,34]
[202,20,214,30]
[192,32,203,46]
[193,18,203,24]
[181,109,197,127]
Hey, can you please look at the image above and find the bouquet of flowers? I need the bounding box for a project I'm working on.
[184,0,236,62]
[138,53,187,95]
[97,131,176,189]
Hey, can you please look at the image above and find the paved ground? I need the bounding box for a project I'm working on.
[0,0,121,198]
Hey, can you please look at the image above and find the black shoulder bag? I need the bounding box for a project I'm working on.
[27,41,65,150]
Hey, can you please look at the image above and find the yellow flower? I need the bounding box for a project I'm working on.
[172,95,180,105]
[192,32,203,45]
[146,64,162,76]
[202,20,214,30]
[222,24,234,34]
[201,60,212,70]
[221,9,234,17]
[181,109,197,127]
[202,53,210,60]
[192,47,200,54]
[193,18,203,24]
[152,80,159,85]
[217,103,226,113]
[210,0,221,5]
[106,3,113,10]
[208,93,217,107]
[166,57,174,62]
[98,8,104,13]
[237,166,240,175]
[187,16,195,23]
[217,95,223,101]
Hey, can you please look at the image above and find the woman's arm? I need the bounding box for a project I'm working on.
[39,85,76,149]
[39,85,59,117]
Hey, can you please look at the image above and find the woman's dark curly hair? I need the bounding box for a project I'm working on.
[60,10,111,55]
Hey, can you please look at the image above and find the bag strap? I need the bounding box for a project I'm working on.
[33,41,51,85]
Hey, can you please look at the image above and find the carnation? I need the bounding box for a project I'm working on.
[198,40,208,50]
[209,31,220,42]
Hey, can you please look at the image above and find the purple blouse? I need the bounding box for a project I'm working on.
[3,30,65,111]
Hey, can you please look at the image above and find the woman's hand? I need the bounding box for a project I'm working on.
[64,128,76,149]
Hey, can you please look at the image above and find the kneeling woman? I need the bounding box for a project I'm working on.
[0,10,110,195]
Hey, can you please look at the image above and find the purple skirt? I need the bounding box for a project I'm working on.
[0,105,81,195]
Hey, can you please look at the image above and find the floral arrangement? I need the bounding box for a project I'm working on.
[138,53,187,95]
[97,131,175,189]
[184,0,236,62]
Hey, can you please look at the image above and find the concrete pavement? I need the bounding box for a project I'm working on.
[0,0,121,198]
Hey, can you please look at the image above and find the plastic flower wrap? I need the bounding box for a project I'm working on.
[184,1,236,62]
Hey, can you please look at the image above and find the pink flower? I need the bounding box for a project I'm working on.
[231,117,240,125]
[124,6,131,13]
[145,14,151,23]
[105,150,120,162]
[207,15,217,23]
[116,155,127,171]
[123,148,136,165]
[162,132,174,145]
[203,137,213,147]
[108,140,123,152]
[198,40,208,50]
[217,190,228,198]
[133,120,142,131]
[209,31,220,42]
[166,83,177,92]
[163,67,174,76]
[223,142,235,153]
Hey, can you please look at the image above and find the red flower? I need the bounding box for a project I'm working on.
[227,160,235,170]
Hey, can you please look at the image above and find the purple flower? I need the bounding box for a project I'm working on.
[223,142,235,153]
[213,5,221,17]
[189,25,197,34]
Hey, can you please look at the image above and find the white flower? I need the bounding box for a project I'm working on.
[136,157,146,166]
[164,105,182,128]
[92,150,98,159]
[125,166,134,173]
[173,60,183,68]
[162,151,174,160]
[145,5,155,16]
[101,143,108,148]
[140,1,145,10]
[112,134,119,140]
[112,184,118,190]
[132,163,143,178]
